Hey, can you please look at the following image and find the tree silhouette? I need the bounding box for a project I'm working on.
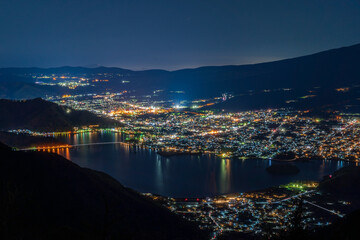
[286,197,307,240]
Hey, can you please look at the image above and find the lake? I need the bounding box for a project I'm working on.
[54,131,354,197]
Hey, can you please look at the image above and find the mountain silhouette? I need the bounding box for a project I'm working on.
[1,43,360,110]
[0,98,120,131]
[0,143,207,240]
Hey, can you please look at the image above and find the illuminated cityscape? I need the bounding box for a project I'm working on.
[13,91,358,164]
[1,0,360,238]
[145,181,354,239]
[5,90,359,238]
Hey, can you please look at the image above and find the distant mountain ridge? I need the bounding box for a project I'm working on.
[1,43,360,110]
[0,98,119,131]
[1,43,359,74]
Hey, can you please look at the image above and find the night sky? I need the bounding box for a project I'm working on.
[1,0,359,70]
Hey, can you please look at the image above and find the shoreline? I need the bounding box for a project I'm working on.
[17,130,358,165]
[156,150,203,157]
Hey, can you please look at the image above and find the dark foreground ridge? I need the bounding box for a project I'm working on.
[0,143,207,240]
[0,98,120,132]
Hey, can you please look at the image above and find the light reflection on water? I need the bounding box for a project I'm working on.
[54,132,355,198]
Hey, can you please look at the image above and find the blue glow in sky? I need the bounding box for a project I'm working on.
[0,0,359,69]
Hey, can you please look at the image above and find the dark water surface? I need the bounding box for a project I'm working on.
[54,131,354,197]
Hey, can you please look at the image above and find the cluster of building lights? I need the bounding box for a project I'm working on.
[146,181,350,239]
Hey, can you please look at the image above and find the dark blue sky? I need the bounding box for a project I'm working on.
[1,0,359,70]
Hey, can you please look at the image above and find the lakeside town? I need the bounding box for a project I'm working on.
[145,180,354,239]
[6,91,360,165]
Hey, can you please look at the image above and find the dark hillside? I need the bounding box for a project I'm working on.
[0,144,207,240]
[0,98,120,131]
[319,166,360,199]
